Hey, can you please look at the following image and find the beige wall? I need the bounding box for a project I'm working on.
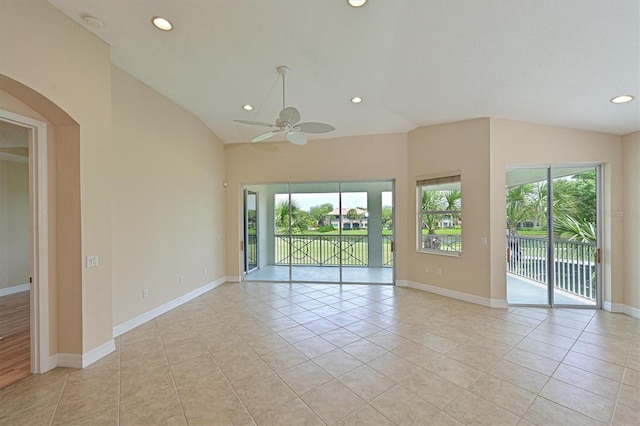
[622,131,639,311]
[0,159,30,289]
[489,119,624,305]
[1,0,112,354]
[406,119,492,299]
[224,134,409,279]
[111,66,226,326]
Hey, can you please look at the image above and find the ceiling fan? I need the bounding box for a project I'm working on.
[234,66,335,145]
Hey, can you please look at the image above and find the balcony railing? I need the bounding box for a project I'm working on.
[275,234,394,267]
[507,235,597,301]
[421,234,461,252]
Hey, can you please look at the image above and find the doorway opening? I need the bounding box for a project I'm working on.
[242,180,394,284]
[506,165,601,307]
[0,108,49,388]
[0,119,31,388]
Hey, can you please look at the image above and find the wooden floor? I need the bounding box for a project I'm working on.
[0,291,30,390]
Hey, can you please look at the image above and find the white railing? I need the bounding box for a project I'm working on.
[507,235,597,301]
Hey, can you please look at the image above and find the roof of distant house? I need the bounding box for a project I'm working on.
[329,208,367,216]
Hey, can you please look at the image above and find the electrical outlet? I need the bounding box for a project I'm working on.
[179,276,184,285]
[86,255,99,268]
[143,288,149,298]
[436,268,442,276]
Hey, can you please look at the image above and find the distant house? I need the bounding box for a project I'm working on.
[328,207,368,229]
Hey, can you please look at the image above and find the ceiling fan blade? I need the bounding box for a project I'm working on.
[234,120,277,128]
[279,107,301,125]
[285,131,307,146]
[296,122,335,134]
[251,130,280,142]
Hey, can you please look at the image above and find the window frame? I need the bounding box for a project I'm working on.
[416,174,462,256]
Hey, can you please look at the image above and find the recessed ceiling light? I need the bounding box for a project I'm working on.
[348,0,368,7]
[152,16,173,31]
[351,96,363,103]
[610,95,634,104]
[242,104,254,111]
[83,15,104,29]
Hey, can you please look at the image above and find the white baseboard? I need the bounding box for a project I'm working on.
[0,283,30,297]
[396,280,508,309]
[54,353,83,369]
[603,301,640,319]
[113,277,227,338]
[83,339,116,367]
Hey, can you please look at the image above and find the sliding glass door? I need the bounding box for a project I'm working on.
[506,166,600,307]
[243,180,394,284]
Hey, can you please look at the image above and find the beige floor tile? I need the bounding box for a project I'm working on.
[516,337,569,361]
[425,356,484,388]
[618,383,640,409]
[488,359,549,393]
[342,339,388,363]
[279,360,333,395]
[344,320,383,337]
[278,325,317,344]
[571,340,629,366]
[252,398,324,426]
[183,397,254,426]
[527,329,576,349]
[391,340,442,367]
[469,374,536,416]
[304,318,341,334]
[623,367,640,388]
[164,338,211,365]
[301,380,366,424]
[612,402,640,426]
[320,328,361,347]
[246,332,289,356]
[0,402,59,426]
[503,347,560,376]
[428,411,465,425]
[523,397,603,426]
[335,404,394,426]
[338,365,395,402]
[368,352,424,383]
[400,368,463,409]
[263,316,299,332]
[539,378,614,424]
[370,385,439,425]
[232,369,297,416]
[563,351,625,381]
[313,349,363,377]
[552,363,620,400]
[260,344,309,372]
[294,336,337,358]
[445,344,500,371]
[444,390,521,425]
[412,332,458,353]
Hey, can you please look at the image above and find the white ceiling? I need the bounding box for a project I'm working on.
[48,0,639,144]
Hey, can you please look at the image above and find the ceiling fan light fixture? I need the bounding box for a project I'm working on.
[610,95,634,104]
[242,104,254,111]
[347,0,368,7]
[351,96,363,103]
[152,16,173,31]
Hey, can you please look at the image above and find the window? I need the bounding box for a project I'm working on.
[417,175,462,255]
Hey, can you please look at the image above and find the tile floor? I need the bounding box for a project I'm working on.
[0,282,638,425]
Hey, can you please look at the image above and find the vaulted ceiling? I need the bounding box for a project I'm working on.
[48,0,639,144]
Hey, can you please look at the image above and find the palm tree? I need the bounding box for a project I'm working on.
[275,199,307,233]
[443,190,461,226]
[506,184,534,235]
[421,190,444,234]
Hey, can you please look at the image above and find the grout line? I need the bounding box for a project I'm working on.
[157,315,190,426]
[48,372,69,426]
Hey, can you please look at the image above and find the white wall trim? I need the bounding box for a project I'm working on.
[54,353,83,369]
[113,277,227,338]
[0,109,49,374]
[396,280,508,309]
[603,301,640,319]
[0,283,30,297]
[83,339,116,367]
